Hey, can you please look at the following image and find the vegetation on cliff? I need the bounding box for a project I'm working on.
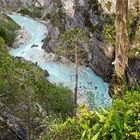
[39,88,140,140]
[19,7,44,18]
[0,14,20,46]
[0,39,73,139]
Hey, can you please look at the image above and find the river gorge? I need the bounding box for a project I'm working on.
[9,14,112,108]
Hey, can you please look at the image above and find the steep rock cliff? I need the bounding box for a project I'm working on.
[41,0,114,82]
[0,0,46,11]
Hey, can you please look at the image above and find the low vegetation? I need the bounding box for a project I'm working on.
[39,88,140,140]
[103,14,116,45]
[50,8,66,33]
[0,14,20,46]
[0,41,73,139]
[83,0,103,40]
[19,7,44,18]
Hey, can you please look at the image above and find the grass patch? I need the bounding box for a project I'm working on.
[103,14,116,45]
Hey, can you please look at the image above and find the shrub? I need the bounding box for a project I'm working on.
[0,46,73,116]
[50,8,66,32]
[0,37,5,46]
[0,15,20,46]
[19,7,44,18]
[0,46,74,138]
[39,88,140,140]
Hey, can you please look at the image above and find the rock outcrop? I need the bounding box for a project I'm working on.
[0,0,46,11]
[128,58,140,85]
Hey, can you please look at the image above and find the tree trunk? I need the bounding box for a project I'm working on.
[74,45,78,116]
[115,0,128,77]
[109,0,129,97]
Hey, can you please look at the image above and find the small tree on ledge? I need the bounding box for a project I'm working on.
[56,28,89,115]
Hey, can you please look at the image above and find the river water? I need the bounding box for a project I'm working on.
[9,14,112,108]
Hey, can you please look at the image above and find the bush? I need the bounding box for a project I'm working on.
[39,88,140,140]
[0,46,73,116]
[19,7,44,18]
[0,46,74,138]
[0,15,20,46]
[0,37,5,46]
[103,14,116,45]
[19,7,31,15]
[50,8,66,32]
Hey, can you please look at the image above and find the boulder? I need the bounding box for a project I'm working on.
[44,69,49,77]
[31,44,38,48]
[128,57,140,85]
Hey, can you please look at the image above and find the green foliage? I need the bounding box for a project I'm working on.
[109,74,128,98]
[128,17,138,42]
[19,7,44,18]
[103,14,116,45]
[50,8,66,32]
[39,89,140,140]
[128,20,140,59]
[0,46,73,138]
[102,90,140,140]
[0,14,20,46]
[0,46,73,115]
[53,0,62,8]
[103,24,115,44]
[83,9,94,32]
[0,37,5,46]
[83,0,103,39]
[88,0,102,12]
[56,28,89,64]
[41,0,65,32]
[103,13,139,46]
[60,28,89,47]
[19,7,31,16]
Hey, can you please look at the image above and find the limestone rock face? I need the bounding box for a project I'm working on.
[61,0,75,18]
[0,0,32,11]
[0,0,46,11]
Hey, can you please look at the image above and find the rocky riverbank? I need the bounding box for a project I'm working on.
[13,27,31,48]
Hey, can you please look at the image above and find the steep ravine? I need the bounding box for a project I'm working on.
[1,0,139,106]
[9,14,112,108]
